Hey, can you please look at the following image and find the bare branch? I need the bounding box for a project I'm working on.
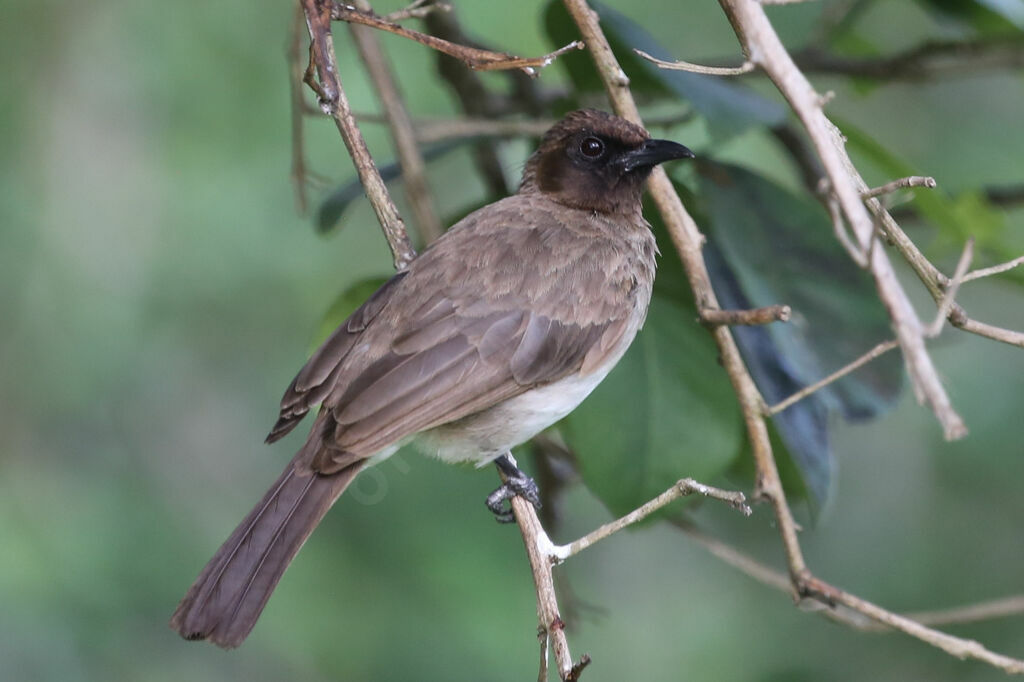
[822,182,868,267]
[562,479,750,560]
[767,339,899,416]
[792,36,1024,82]
[699,305,791,326]
[909,595,1024,628]
[302,0,416,269]
[382,0,450,23]
[718,0,967,441]
[863,175,936,199]
[962,255,1024,283]
[348,0,443,244]
[797,574,1024,673]
[677,522,1024,631]
[950,312,1024,348]
[499,455,587,681]
[635,49,755,75]
[288,5,311,215]
[925,238,973,338]
[331,1,582,75]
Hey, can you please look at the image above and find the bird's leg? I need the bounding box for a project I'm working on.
[486,453,542,523]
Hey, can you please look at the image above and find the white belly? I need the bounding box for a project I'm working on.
[414,367,614,465]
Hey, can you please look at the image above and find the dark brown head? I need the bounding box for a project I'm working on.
[519,109,693,215]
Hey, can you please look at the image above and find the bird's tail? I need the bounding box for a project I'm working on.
[170,457,364,648]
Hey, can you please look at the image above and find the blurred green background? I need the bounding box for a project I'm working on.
[2,1,1023,680]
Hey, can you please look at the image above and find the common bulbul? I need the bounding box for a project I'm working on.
[171,109,694,648]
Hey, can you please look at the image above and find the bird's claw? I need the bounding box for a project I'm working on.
[486,457,542,523]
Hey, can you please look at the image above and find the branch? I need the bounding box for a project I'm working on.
[715,0,967,441]
[766,339,899,416]
[503,458,749,680]
[924,237,973,338]
[289,5,313,215]
[382,0,450,23]
[348,0,443,244]
[634,49,754,76]
[562,479,750,559]
[330,1,583,75]
[862,175,936,199]
[699,305,791,326]
[301,0,417,269]
[962,255,1024,283]
[499,455,587,681]
[798,574,1024,673]
[422,8,515,196]
[792,36,1024,81]
[676,521,1024,632]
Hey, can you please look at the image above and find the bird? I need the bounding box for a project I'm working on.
[170,109,693,648]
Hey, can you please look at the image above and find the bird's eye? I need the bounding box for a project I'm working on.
[579,136,605,158]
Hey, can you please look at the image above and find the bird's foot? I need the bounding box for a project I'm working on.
[486,454,542,523]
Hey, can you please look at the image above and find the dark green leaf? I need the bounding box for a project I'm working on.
[561,214,743,517]
[697,162,905,506]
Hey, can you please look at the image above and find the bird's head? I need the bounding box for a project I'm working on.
[519,109,694,215]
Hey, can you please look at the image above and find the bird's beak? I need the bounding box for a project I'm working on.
[617,139,695,173]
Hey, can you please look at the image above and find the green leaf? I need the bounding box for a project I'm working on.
[561,211,743,517]
[561,294,743,517]
[543,1,787,140]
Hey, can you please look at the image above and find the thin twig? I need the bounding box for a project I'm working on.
[863,175,936,199]
[792,36,1024,82]
[331,1,582,75]
[962,255,1024,283]
[288,5,311,215]
[716,0,967,441]
[798,574,1024,674]
[863,199,1024,348]
[562,479,750,560]
[951,314,1024,349]
[382,0,450,23]
[301,0,416,269]
[909,595,1024,628]
[499,455,586,681]
[821,180,868,267]
[767,339,899,415]
[422,8,514,196]
[634,49,755,76]
[925,238,973,338]
[348,0,444,244]
[676,521,1024,631]
[699,305,791,326]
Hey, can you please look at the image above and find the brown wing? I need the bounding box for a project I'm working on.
[267,195,654,475]
[265,271,408,443]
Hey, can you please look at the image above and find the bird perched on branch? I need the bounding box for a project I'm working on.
[171,109,693,648]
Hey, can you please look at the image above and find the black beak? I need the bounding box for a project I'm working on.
[617,138,695,173]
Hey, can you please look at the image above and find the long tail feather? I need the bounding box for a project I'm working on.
[170,457,364,648]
